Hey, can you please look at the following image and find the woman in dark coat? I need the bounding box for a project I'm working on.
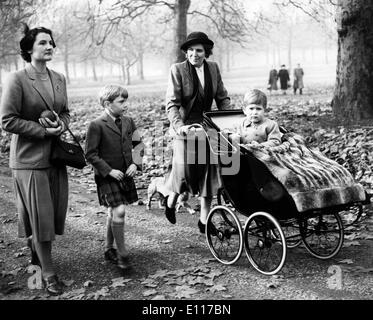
[163,31,231,233]
[268,66,278,95]
[278,64,290,95]
[0,25,70,295]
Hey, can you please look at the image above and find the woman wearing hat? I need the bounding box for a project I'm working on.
[163,31,231,233]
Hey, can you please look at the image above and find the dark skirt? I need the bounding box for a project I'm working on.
[12,166,68,242]
[95,175,138,207]
[165,132,222,197]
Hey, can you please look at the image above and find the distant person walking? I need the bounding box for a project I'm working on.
[293,63,304,95]
[278,64,290,95]
[267,66,278,95]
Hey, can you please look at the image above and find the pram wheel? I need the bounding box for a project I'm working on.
[299,212,344,259]
[206,205,243,265]
[282,220,302,248]
[243,212,286,275]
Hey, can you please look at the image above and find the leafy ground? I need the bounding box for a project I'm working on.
[0,85,372,301]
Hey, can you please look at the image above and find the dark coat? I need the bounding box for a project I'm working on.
[85,112,138,178]
[166,60,230,135]
[278,69,290,90]
[268,69,278,90]
[0,63,70,169]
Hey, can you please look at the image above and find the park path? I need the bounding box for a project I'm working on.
[0,163,372,301]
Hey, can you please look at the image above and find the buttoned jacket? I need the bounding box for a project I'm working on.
[85,112,138,178]
[0,63,70,169]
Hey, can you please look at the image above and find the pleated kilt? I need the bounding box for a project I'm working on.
[95,175,138,208]
[12,166,68,242]
[165,132,222,197]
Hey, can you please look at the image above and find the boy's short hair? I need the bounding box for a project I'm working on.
[243,89,267,110]
[99,85,128,107]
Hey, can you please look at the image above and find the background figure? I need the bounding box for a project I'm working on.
[293,63,304,95]
[278,64,290,95]
[267,66,278,95]
[0,25,70,295]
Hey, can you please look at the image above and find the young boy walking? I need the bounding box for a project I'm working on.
[85,85,143,272]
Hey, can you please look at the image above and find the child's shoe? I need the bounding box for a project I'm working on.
[117,255,132,272]
[43,274,63,296]
[104,248,118,264]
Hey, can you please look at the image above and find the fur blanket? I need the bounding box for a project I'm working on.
[245,133,366,212]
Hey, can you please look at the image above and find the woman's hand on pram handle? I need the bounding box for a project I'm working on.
[176,124,203,136]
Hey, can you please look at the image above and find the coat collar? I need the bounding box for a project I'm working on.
[25,63,63,111]
[181,59,216,96]
[100,111,122,136]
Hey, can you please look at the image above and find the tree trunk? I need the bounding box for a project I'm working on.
[64,47,70,84]
[126,65,131,85]
[287,24,293,71]
[174,0,191,63]
[137,51,144,80]
[91,60,97,81]
[332,0,373,121]
[73,60,77,79]
[121,64,126,83]
[225,41,231,72]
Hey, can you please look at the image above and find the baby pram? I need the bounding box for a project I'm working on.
[192,110,371,275]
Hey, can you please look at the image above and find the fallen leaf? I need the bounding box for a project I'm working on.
[141,278,159,288]
[111,277,131,288]
[92,287,110,300]
[143,289,157,297]
[338,259,354,264]
[151,295,166,300]
[84,280,94,287]
[343,241,361,247]
[59,288,86,300]
[206,284,227,293]
[174,285,199,299]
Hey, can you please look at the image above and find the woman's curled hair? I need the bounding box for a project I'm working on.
[19,23,56,62]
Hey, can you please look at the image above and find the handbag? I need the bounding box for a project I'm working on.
[50,127,86,169]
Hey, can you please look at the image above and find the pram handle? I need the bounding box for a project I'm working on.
[186,124,238,155]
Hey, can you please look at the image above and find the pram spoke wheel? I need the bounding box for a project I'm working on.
[282,220,302,248]
[243,212,286,275]
[299,212,344,259]
[206,205,243,265]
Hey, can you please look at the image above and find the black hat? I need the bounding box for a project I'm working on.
[180,32,214,51]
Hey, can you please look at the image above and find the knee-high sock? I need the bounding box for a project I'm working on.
[105,215,114,250]
[111,220,128,257]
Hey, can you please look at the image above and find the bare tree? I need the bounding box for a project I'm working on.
[0,0,38,77]
[278,0,373,121]
[90,0,259,64]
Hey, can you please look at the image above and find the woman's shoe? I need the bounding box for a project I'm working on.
[164,196,176,224]
[43,275,63,296]
[27,238,40,266]
[198,220,218,236]
[198,220,206,234]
